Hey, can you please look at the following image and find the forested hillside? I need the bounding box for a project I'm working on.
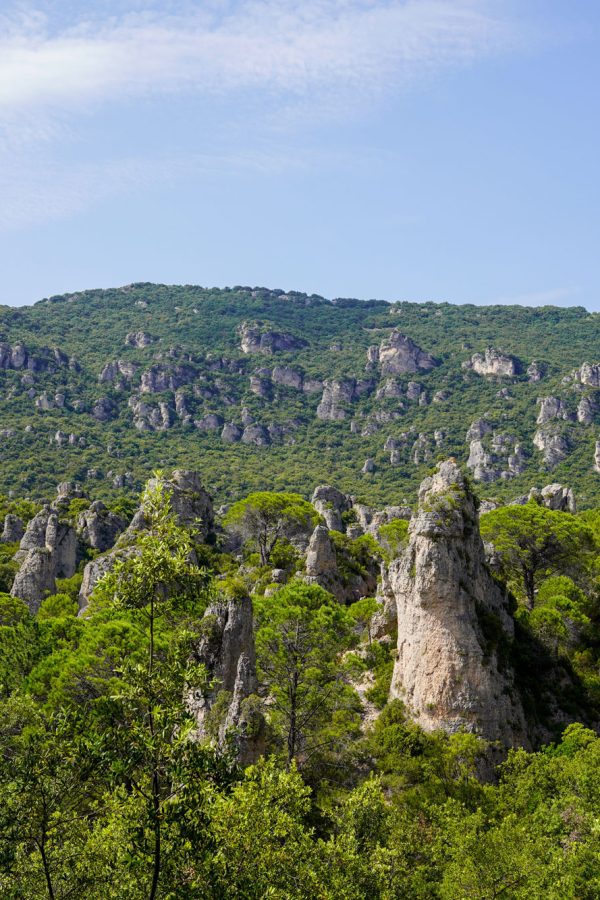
[0,283,599,506]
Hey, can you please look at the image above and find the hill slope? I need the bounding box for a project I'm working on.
[0,283,599,505]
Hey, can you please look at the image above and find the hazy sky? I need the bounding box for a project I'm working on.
[0,1,599,309]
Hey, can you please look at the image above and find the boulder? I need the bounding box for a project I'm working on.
[77,501,128,552]
[238,321,307,354]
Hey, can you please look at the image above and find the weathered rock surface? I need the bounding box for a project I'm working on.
[538,483,576,513]
[463,348,521,378]
[239,321,307,354]
[389,460,528,748]
[577,395,597,425]
[77,501,128,552]
[575,362,600,387]
[311,485,351,532]
[1,514,24,543]
[595,441,600,474]
[373,331,438,376]
[533,426,570,468]
[188,595,264,765]
[316,379,356,421]
[125,331,153,348]
[11,505,79,612]
[537,396,572,425]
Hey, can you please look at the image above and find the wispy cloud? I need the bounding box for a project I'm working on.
[0,1,518,232]
[0,1,514,118]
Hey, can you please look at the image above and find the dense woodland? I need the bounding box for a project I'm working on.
[0,284,598,506]
[1,460,600,898]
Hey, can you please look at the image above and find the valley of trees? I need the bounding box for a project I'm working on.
[0,466,599,898]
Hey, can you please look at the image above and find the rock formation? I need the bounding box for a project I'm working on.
[311,485,352,532]
[11,503,79,613]
[533,426,570,467]
[1,514,24,543]
[463,348,521,378]
[188,595,264,765]
[239,321,307,354]
[389,460,528,748]
[77,501,128,552]
[370,331,438,375]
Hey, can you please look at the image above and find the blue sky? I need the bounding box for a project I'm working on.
[0,1,599,309]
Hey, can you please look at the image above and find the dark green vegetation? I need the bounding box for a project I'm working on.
[0,283,599,506]
[1,473,600,897]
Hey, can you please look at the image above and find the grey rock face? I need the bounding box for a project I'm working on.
[411,433,433,465]
[99,359,138,384]
[376,331,438,376]
[78,551,128,612]
[389,460,528,748]
[272,366,303,390]
[0,342,69,373]
[463,348,521,378]
[575,362,600,387]
[125,331,153,348]
[249,375,272,398]
[595,441,600,474]
[466,418,493,442]
[241,424,271,446]
[577,395,597,425]
[305,525,337,578]
[361,458,375,474]
[316,379,356,421]
[537,396,572,425]
[376,378,404,400]
[311,485,352,532]
[188,595,264,765]
[77,501,128,552]
[11,507,78,611]
[239,321,307,354]
[533,426,570,468]
[1,514,24,543]
[221,423,243,442]
[129,396,172,431]
[527,361,545,382]
[539,483,576,513]
[195,413,224,431]
[11,550,56,615]
[92,397,117,422]
[140,364,195,393]
[128,470,214,541]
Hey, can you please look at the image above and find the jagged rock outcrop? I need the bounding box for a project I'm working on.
[125,331,153,348]
[463,348,521,378]
[92,397,117,422]
[238,322,307,354]
[574,362,600,387]
[77,501,128,552]
[1,514,24,543]
[595,441,600,474]
[467,431,526,482]
[538,483,576,513]
[466,418,493,442]
[188,595,264,765]
[361,458,375,474]
[371,331,438,376]
[389,460,528,748]
[577,395,597,424]
[241,424,271,446]
[99,359,138,385]
[140,364,196,393]
[272,366,303,390]
[527,361,545,382]
[128,396,172,431]
[533,426,570,468]
[316,379,356,421]
[537,396,572,425]
[305,525,338,582]
[11,504,79,612]
[0,342,70,373]
[78,471,214,612]
[311,485,352,532]
[221,422,243,442]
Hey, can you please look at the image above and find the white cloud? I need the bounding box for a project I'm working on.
[0,1,514,116]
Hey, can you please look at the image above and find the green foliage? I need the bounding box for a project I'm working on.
[378,518,409,560]
[481,502,594,608]
[224,491,318,564]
